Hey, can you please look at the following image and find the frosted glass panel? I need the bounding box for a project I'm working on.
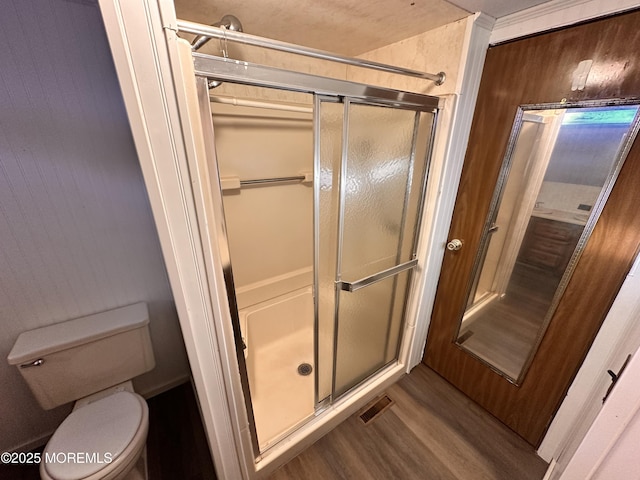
[316,99,343,402]
[333,102,422,398]
[340,104,417,282]
[401,111,434,262]
[315,99,436,402]
[334,272,410,397]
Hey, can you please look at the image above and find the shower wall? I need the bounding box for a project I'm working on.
[211,101,314,297]
[347,17,468,96]
[208,16,468,102]
[202,46,348,105]
[210,97,316,449]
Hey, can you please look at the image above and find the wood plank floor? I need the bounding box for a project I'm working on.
[2,368,548,480]
[269,365,548,480]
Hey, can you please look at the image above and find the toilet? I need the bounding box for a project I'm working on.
[8,303,155,480]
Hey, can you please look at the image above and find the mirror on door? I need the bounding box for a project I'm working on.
[455,102,640,384]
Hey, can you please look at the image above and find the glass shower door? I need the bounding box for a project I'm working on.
[317,98,435,401]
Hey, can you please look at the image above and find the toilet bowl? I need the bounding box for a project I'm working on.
[7,303,155,480]
[40,389,148,480]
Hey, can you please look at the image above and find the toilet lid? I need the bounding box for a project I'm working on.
[44,391,144,480]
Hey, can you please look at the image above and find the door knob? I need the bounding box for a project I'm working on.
[446,239,463,251]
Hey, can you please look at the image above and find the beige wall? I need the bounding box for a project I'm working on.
[211,100,314,290]
[348,18,469,96]
[206,44,348,103]
[0,0,189,452]
[202,15,470,100]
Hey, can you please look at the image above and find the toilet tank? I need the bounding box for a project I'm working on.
[7,303,155,410]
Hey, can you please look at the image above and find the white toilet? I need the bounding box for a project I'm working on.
[8,303,155,480]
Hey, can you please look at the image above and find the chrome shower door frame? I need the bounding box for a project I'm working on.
[193,53,439,460]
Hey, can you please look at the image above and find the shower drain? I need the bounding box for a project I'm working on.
[297,363,313,376]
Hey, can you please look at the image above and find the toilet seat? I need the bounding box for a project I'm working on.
[41,391,148,480]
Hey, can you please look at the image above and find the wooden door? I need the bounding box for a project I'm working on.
[424,10,640,446]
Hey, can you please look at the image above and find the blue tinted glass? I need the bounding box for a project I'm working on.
[563,106,638,125]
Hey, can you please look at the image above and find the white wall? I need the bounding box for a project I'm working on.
[0,0,189,453]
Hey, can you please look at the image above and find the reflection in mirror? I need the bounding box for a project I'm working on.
[456,103,640,383]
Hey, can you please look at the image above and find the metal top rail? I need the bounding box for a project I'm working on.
[177,19,446,86]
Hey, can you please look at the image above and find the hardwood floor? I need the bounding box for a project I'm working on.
[269,364,548,480]
[2,368,548,480]
[0,382,216,480]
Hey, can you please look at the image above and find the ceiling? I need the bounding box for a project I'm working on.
[174,0,554,56]
[448,0,553,18]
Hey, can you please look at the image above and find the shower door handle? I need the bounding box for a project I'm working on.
[336,259,418,293]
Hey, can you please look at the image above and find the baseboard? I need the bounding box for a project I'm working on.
[7,432,53,454]
[542,458,557,480]
[138,373,191,399]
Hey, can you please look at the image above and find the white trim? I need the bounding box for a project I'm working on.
[8,433,53,456]
[461,292,499,329]
[137,373,191,399]
[543,458,558,480]
[556,348,640,479]
[97,0,246,478]
[172,40,257,475]
[491,0,640,45]
[407,12,495,369]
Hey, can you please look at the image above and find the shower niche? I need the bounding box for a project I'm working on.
[202,78,437,453]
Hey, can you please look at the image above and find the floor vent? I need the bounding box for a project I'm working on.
[457,330,474,344]
[359,394,394,425]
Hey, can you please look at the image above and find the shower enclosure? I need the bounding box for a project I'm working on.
[190,50,439,456]
[99,1,447,471]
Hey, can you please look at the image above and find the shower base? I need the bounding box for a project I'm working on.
[241,286,315,450]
